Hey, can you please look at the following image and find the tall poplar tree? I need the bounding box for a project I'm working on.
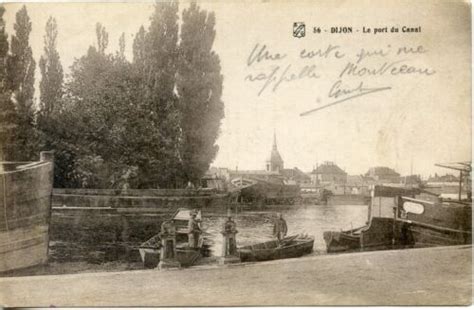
[65,25,143,188]
[38,16,67,186]
[117,32,125,60]
[0,5,16,161]
[140,2,181,188]
[132,26,146,67]
[95,23,108,54]
[177,2,224,184]
[7,5,37,161]
[39,17,63,127]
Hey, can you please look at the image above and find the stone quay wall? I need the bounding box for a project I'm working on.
[49,188,233,263]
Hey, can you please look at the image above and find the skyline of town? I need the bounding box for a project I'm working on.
[211,132,468,179]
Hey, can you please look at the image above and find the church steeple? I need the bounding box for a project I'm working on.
[266,131,284,172]
[272,131,277,150]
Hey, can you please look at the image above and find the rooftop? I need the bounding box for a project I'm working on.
[281,167,311,181]
[229,170,281,176]
[312,162,347,175]
[366,166,400,177]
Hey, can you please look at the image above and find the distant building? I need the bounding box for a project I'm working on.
[206,134,308,200]
[401,174,422,185]
[426,173,464,197]
[310,161,347,185]
[281,167,311,185]
[427,173,459,183]
[265,133,284,173]
[345,175,370,195]
[228,169,283,184]
[365,166,401,184]
[201,167,231,190]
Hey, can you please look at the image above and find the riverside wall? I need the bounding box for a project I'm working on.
[50,188,234,263]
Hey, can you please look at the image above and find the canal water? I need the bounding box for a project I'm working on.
[203,204,369,256]
[5,204,368,277]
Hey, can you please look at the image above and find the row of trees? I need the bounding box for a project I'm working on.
[0,3,224,189]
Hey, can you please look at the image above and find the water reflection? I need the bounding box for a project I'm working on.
[203,204,368,256]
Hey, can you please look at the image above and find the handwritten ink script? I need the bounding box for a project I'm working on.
[244,43,436,116]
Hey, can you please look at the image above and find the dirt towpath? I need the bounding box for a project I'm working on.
[0,245,471,306]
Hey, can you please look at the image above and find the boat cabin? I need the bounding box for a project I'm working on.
[172,208,202,246]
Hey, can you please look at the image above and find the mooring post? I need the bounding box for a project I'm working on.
[219,210,241,265]
[40,151,55,162]
[158,220,181,270]
[40,150,55,261]
[458,171,463,201]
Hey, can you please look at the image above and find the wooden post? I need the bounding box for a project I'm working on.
[219,214,240,265]
[40,151,54,261]
[158,221,180,270]
[459,171,463,201]
[40,151,55,162]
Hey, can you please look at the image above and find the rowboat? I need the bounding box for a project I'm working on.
[238,235,314,262]
[138,208,204,268]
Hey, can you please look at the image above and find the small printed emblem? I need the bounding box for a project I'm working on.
[293,22,305,38]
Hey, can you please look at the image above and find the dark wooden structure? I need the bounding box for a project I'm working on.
[324,163,472,253]
[0,153,54,272]
[238,235,314,262]
[138,209,205,268]
[238,179,300,205]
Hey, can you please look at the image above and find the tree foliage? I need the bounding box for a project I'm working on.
[39,17,63,121]
[3,3,224,189]
[178,2,224,184]
[64,31,142,188]
[137,2,181,188]
[95,23,108,54]
[0,5,16,161]
[7,5,37,161]
[132,26,146,67]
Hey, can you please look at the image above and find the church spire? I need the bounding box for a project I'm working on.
[273,130,277,150]
[266,130,284,172]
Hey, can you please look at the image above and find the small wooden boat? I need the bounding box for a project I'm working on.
[138,208,204,268]
[138,234,161,268]
[238,235,314,262]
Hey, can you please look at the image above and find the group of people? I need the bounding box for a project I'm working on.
[159,210,289,251]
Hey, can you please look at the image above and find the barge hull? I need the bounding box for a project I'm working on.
[0,161,54,273]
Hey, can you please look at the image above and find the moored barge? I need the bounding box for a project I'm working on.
[324,162,471,253]
[0,152,54,272]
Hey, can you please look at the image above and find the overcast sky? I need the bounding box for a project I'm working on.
[3,0,471,177]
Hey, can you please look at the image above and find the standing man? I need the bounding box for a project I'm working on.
[188,211,202,248]
[273,212,288,242]
[222,215,238,256]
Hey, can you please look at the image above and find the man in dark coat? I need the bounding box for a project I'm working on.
[222,216,238,256]
[273,212,288,241]
[188,211,202,248]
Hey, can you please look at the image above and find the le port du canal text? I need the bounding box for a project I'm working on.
[309,26,422,35]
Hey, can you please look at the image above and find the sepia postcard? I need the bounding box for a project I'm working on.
[0,0,471,307]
